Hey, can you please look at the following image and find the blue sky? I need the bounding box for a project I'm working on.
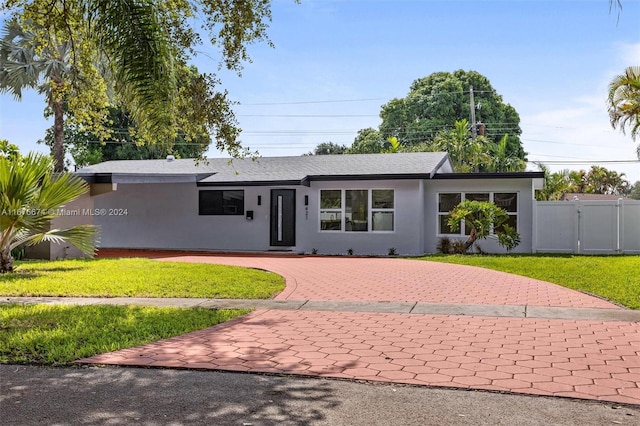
[1,0,639,182]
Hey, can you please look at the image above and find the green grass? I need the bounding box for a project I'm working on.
[0,304,250,365]
[0,258,285,299]
[418,254,640,309]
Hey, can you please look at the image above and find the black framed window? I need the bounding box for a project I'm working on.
[199,190,244,215]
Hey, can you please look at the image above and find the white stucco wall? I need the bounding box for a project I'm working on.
[85,177,537,256]
[90,180,427,255]
[94,183,280,252]
[298,180,424,256]
[423,179,536,254]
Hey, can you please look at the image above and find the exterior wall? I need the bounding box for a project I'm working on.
[91,180,425,255]
[423,179,537,254]
[298,180,424,255]
[94,183,279,252]
[71,177,540,256]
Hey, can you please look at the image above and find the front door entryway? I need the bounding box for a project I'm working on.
[270,189,296,246]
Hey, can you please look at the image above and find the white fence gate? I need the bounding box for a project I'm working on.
[534,200,640,254]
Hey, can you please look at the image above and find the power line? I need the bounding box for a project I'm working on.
[240,98,386,106]
[238,114,377,118]
[237,91,490,106]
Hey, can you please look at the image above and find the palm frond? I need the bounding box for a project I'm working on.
[16,225,100,256]
[90,0,177,141]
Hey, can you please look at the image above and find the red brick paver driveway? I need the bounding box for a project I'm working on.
[81,251,640,405]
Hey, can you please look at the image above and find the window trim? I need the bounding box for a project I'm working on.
[437,191,518,236]
[319,189,395,233]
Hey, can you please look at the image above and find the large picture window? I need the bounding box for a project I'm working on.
[199,190,244,215]
[438,192,518,235]
[320,189,394,232]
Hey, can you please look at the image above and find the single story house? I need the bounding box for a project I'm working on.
[49,152,544,258]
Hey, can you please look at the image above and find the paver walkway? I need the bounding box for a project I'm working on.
[98,249,618,308]
[78,250,640,405]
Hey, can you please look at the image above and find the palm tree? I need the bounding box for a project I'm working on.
[0,21,72,172]
[2,1,283,164]
[0,152,98,273]
[608,66,640,158]
[487,135,527,172]
[535,165,573,201]
[433,119,491,172]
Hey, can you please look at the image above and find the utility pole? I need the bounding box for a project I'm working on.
[469,85,477,138]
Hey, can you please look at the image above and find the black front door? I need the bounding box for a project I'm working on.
[270,189,296,246]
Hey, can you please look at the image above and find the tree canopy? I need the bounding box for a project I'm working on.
[376,70,526,161]
[1,0,292,170]
[40,106,211,169]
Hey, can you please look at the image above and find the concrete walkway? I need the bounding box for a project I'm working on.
[46,250,640,405]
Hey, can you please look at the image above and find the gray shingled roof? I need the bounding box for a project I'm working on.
[77,152,453,184]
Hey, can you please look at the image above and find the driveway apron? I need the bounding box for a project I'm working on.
[78,250,640,405]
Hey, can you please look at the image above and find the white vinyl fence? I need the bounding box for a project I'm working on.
[534,200,640,254]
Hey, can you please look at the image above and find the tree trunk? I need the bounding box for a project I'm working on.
[53,97,65,173]
[464,228,477,252]
[0,248,14,273]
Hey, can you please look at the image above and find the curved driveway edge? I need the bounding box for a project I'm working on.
[98,250,619,309]
[79,250,639,405]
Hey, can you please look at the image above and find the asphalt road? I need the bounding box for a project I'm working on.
[1,365,638,425]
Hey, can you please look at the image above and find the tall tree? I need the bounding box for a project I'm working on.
[0,151,98,272]
[40,107,211,169]
[0,20,92,172]
[1,0,291,170]
[376,70,527,161]
[608,66,640,158]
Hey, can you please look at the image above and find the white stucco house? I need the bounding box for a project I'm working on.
[46,152,544,258]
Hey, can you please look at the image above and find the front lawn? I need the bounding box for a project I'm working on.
[419,254,640,309]
[0,304,250,365]
[0,258,285,299]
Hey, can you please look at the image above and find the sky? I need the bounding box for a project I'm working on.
[1,0,639,183]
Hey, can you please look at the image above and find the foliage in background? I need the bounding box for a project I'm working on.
[0,139,20,160]
[0,151,98,273]
[1,0,296,171]
[628,181,640,200]
[0,19,95,172]
[40,104,210,169]
[376,70,526,160]
[608,65,640,158]
[0,304,249,365]
[420,254,640,309]
[447,200,520,253]
[0,258,285,298]
[307,142,349,156]
[535,164,632,200]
